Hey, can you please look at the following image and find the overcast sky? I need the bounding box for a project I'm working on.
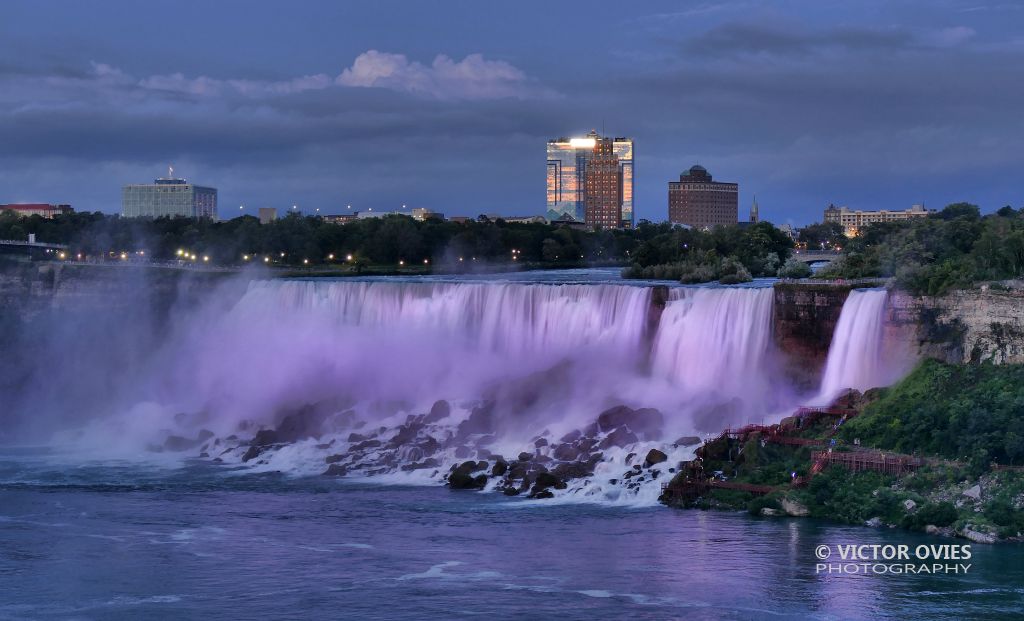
[1,0,1022,226]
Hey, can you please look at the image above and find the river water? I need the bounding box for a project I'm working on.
[1,450,1021,621]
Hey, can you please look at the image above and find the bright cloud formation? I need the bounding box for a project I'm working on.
[98,51,542,101]
[337,50,534,100]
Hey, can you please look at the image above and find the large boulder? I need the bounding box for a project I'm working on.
[781,497,809,517]
[550,461,594,481]
[597,406,632,432]
[673,436,701,447]
[424,400,451,423]
[275,403,332,443]
[400,458,440,472]
[447,463,488,489]
[644,449,668,467]
[389,422,422,447]
[559,429,582,443]
[456,402,496,438]
[596,405,663,439]
[252,429,280,447]
[323,463,348,476]
[552,443,580,461]
[960,527,997,544]
[962,485,982,501]
[241,445,265,462]
[448,472,488,489]
[599,427,639,450]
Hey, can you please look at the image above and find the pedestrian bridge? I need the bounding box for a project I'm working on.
[792,251,840,264]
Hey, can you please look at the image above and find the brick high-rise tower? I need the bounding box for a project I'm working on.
[668,165,738,228]
[584,138,623,229]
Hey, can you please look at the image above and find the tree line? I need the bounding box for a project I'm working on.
[821,203,1024,294]
[0,211,646,268]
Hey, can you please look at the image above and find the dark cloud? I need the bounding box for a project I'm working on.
[684,22,918,57]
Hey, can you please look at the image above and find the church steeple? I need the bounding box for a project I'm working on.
[750,195,759,223]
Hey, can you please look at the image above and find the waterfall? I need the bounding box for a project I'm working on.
[159,280,790,436]
[238,279,653,358]
[817,288,891,400]
[651,287,775,398]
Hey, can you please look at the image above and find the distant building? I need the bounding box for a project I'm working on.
[750,196,759,223]
[122,168,217,219]
[258,207,278,225]
[824,203,932,236]
[322,213,356,225]
[503,215,547,225]
[411,208,444,221]
[449,216,472,224]
[546,130,634,228]
[355,210,405,220]
[550,218,591,231]
[668,165,738,228]
[1,203,73,219]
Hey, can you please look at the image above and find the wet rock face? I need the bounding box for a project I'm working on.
[773,284,852,390]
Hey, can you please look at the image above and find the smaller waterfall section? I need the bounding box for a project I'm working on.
[817,288,891,400]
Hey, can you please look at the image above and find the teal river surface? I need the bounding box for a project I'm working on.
[0,448,1021,620]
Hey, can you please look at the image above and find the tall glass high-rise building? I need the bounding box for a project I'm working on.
[122,169,218,219]
[546,130,634,228]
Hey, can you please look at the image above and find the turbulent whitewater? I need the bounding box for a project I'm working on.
[35,276,904,506]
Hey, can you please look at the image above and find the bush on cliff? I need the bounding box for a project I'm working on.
[777,257,812,279]
[838,360,1024,473]
[622,221,792,281]
[800,467,901,524]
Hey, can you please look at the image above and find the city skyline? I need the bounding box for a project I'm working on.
[1,1,1023,226]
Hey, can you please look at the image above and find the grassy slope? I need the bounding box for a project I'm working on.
[680,361,1024,539]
